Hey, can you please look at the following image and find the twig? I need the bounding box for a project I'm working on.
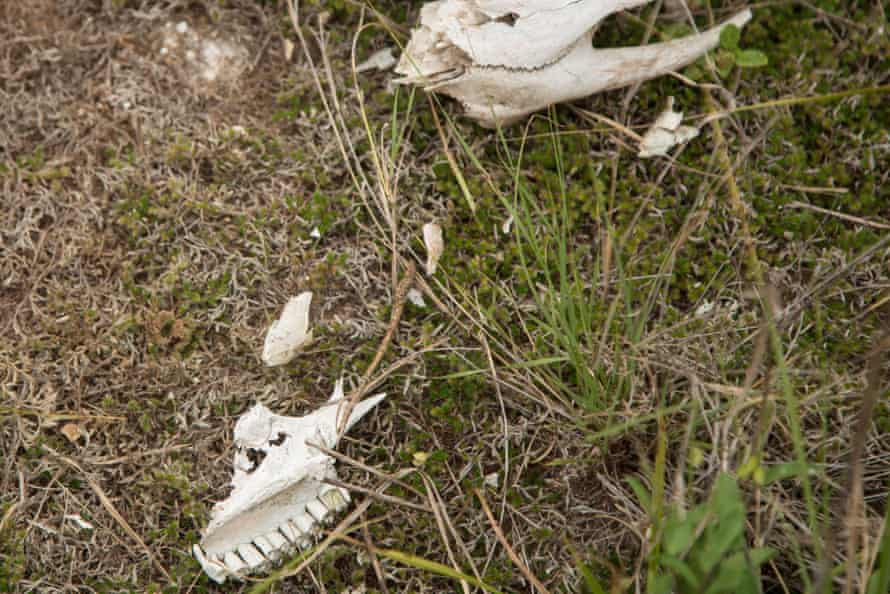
[250,469,417,593]
[814,332,890,593]
[323,476,432,513]
[777,234,890,329]
[786,200,890,230]
[474,488,552,594]
[308,441,426,500]
[362,519,391,594]
[337,261,416,435]
[423,474,471,594]
[49,451,172,582]
[91,444,190,466]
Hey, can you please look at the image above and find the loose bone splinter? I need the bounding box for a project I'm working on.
[395,0,752,127]
[193,381,385,583]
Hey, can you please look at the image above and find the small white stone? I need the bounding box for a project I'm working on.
[175,21,189,34]
[283,39,295,62]
[64,514,94,531]
[310,227,321,239]
[695,301,715,317]
[159,46,168,55]
[407,288,426,308]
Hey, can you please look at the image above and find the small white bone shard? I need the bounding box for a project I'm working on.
[193,380,386,583]
[422,222,444,275]
[356,47,398,73]
[407,288,427,308]
[395,1,752,127]
[262,292,313,366]
[638,97,700,158]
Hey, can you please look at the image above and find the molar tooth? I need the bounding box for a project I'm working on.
[253,535,279,560]
[279,521,301,544]
[222,551,247,573]
[287,519,312,547]
[319,486,350,511]
[292,512,317,537]
[237,543,266,568]
[305,498,330,522]
[265,530,289,552]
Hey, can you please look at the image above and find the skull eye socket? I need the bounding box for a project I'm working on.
[269,432,287,446]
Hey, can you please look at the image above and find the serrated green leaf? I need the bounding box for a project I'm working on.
[719,24,740,51]
[735,49,768,68]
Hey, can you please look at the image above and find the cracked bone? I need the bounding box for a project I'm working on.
[395,1,752,127]
[193,380,386,583]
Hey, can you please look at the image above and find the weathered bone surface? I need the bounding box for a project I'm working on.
[395,1,752,127]
[422,222,444,275]
[193,381,386,583]
[638,96,699,158]
[262,292,313,366]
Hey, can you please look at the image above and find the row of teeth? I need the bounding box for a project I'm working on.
[194,487,350,579]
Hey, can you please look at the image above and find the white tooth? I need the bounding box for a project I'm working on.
[319,486,349,512]
[237,543,266,568]
[292,512,316,537]
[265,531,289,552]
[279,521,301,544]
[288,519,312,547]
[223,551,247,573]
[306,499,329,522]
[253,536,279,560]
[192,545,230,584]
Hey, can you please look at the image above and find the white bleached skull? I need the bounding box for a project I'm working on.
[193,381,386,583]
[395,0,752,127]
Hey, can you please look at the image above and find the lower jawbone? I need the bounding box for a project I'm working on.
[193,386,385,583]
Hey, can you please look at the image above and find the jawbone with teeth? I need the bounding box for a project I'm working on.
[193,381,386,583]
[395,0,753,127]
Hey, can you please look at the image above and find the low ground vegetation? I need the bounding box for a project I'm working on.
[1,0,889,592]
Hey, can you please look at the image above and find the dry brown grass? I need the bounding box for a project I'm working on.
[2,0,889,593]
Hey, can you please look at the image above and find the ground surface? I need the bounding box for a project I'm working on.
[2,0,889,593]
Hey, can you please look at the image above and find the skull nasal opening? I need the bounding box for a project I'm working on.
[245,448,267,473]
[494,12,518,26]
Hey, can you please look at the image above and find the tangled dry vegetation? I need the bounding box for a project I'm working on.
[2,0,889,593]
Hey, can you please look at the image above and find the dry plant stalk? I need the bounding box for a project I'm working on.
[395,0,752,127]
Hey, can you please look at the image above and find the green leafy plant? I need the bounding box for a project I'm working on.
[716,24,768,76]
[645,474,775,594]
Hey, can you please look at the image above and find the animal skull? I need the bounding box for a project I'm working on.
[395,0,752,127]
[193,381,386,583]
